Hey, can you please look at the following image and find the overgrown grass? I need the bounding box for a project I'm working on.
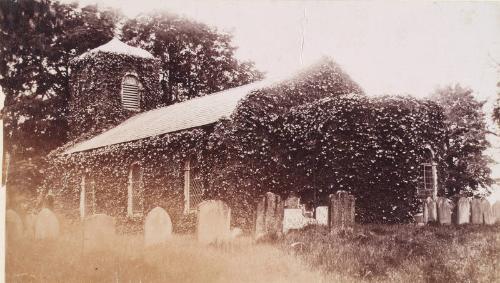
[7,232,330,283]
[282,224,500,282]
[7,224,500,282]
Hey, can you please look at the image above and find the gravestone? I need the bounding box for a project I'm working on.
[480,199,495,225]
[283,208,316,233]
[456,197,470,225]
[285,195,300,209]
[144,207,172,247]
[315,206,329,226]
[35,208,60,240]
[6,209,24,242]
[197,200,231,244]
[329,191,355,230]
[471,198,483,224]
[24,213,36,239]
[83,214,115,252]
[493,201,500,223]
[437,197,452,225]
[255,192,284,240]
[423,197,438,223]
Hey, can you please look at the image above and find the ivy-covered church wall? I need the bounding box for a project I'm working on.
[46,127,211,233]
[43,57,448,232]
[68,52,162,140]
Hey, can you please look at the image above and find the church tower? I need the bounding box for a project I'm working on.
[68,38,162,140]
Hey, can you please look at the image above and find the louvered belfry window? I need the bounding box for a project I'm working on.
[121,75,141,110]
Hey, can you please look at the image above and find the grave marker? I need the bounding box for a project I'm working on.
[197,200,231,244]
[144,207,172,247]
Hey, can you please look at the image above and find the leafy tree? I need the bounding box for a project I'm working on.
[0,0,119,157]
[430,84,492,195]
[0,0,120,199]
[121,12,264,105]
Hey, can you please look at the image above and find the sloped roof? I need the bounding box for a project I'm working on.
[64,80,273,154]
[76,38,155,61]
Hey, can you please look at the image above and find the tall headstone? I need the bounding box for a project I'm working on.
[328,191,355,230]
[255,192,284,241]
[456,197,471,225]
[423,197,438,223]
[481,199,495,225]
[6,209,24,242]
[471,198,483,224]
[493,201,500,224]
[83,214,115,252]
[144,207,172,247]
[197,200,231,244]
[315,206,329,226]
[35,208,60,240]
[437,197,452,225]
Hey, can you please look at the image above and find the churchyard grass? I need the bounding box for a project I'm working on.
[283,224,500,282]
[6,223,500,282]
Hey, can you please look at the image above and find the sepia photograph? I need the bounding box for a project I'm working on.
[1,0,499,282]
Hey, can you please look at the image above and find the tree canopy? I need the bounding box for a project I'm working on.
[121,12,263,105]
[430,84,492,195]
[0,0,262,197]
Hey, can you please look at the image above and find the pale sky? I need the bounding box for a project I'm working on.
[67,0,499,104]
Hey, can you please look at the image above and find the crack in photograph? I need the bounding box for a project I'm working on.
[1,0,499,282]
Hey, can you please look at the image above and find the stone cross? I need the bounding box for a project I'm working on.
[197,200,231,244]
[255,192,284,241]
[144,207,172,247]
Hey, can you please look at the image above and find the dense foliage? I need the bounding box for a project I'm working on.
[44,59,448,230]
[430,84,492,195]
[67,52,161,140]
[1,0,262,199]
[122,12,264,104]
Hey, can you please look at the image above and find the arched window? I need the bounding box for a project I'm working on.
[121,74,141,111]
[127,162,144,217]
[183,158,205,213]
[418,147,438,198]
[80,171,96,218]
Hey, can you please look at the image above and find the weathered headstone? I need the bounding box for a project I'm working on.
[413,213,425,226]
[315,206,329,226]
[197,200,231,244]
[35,208,60,240]
[83,214,115,252]
[471,198,483,224]
[255,192,284,240]
[437,197,453,225]
[493,201,500,224]
[328,191,355,230]
[456,197,471,225]
[6,209,24,242]
[144,207,172,247]
[423,197,438,223]
[481,199,495,225]
[283,208,316,233]
[24,213,36,239]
